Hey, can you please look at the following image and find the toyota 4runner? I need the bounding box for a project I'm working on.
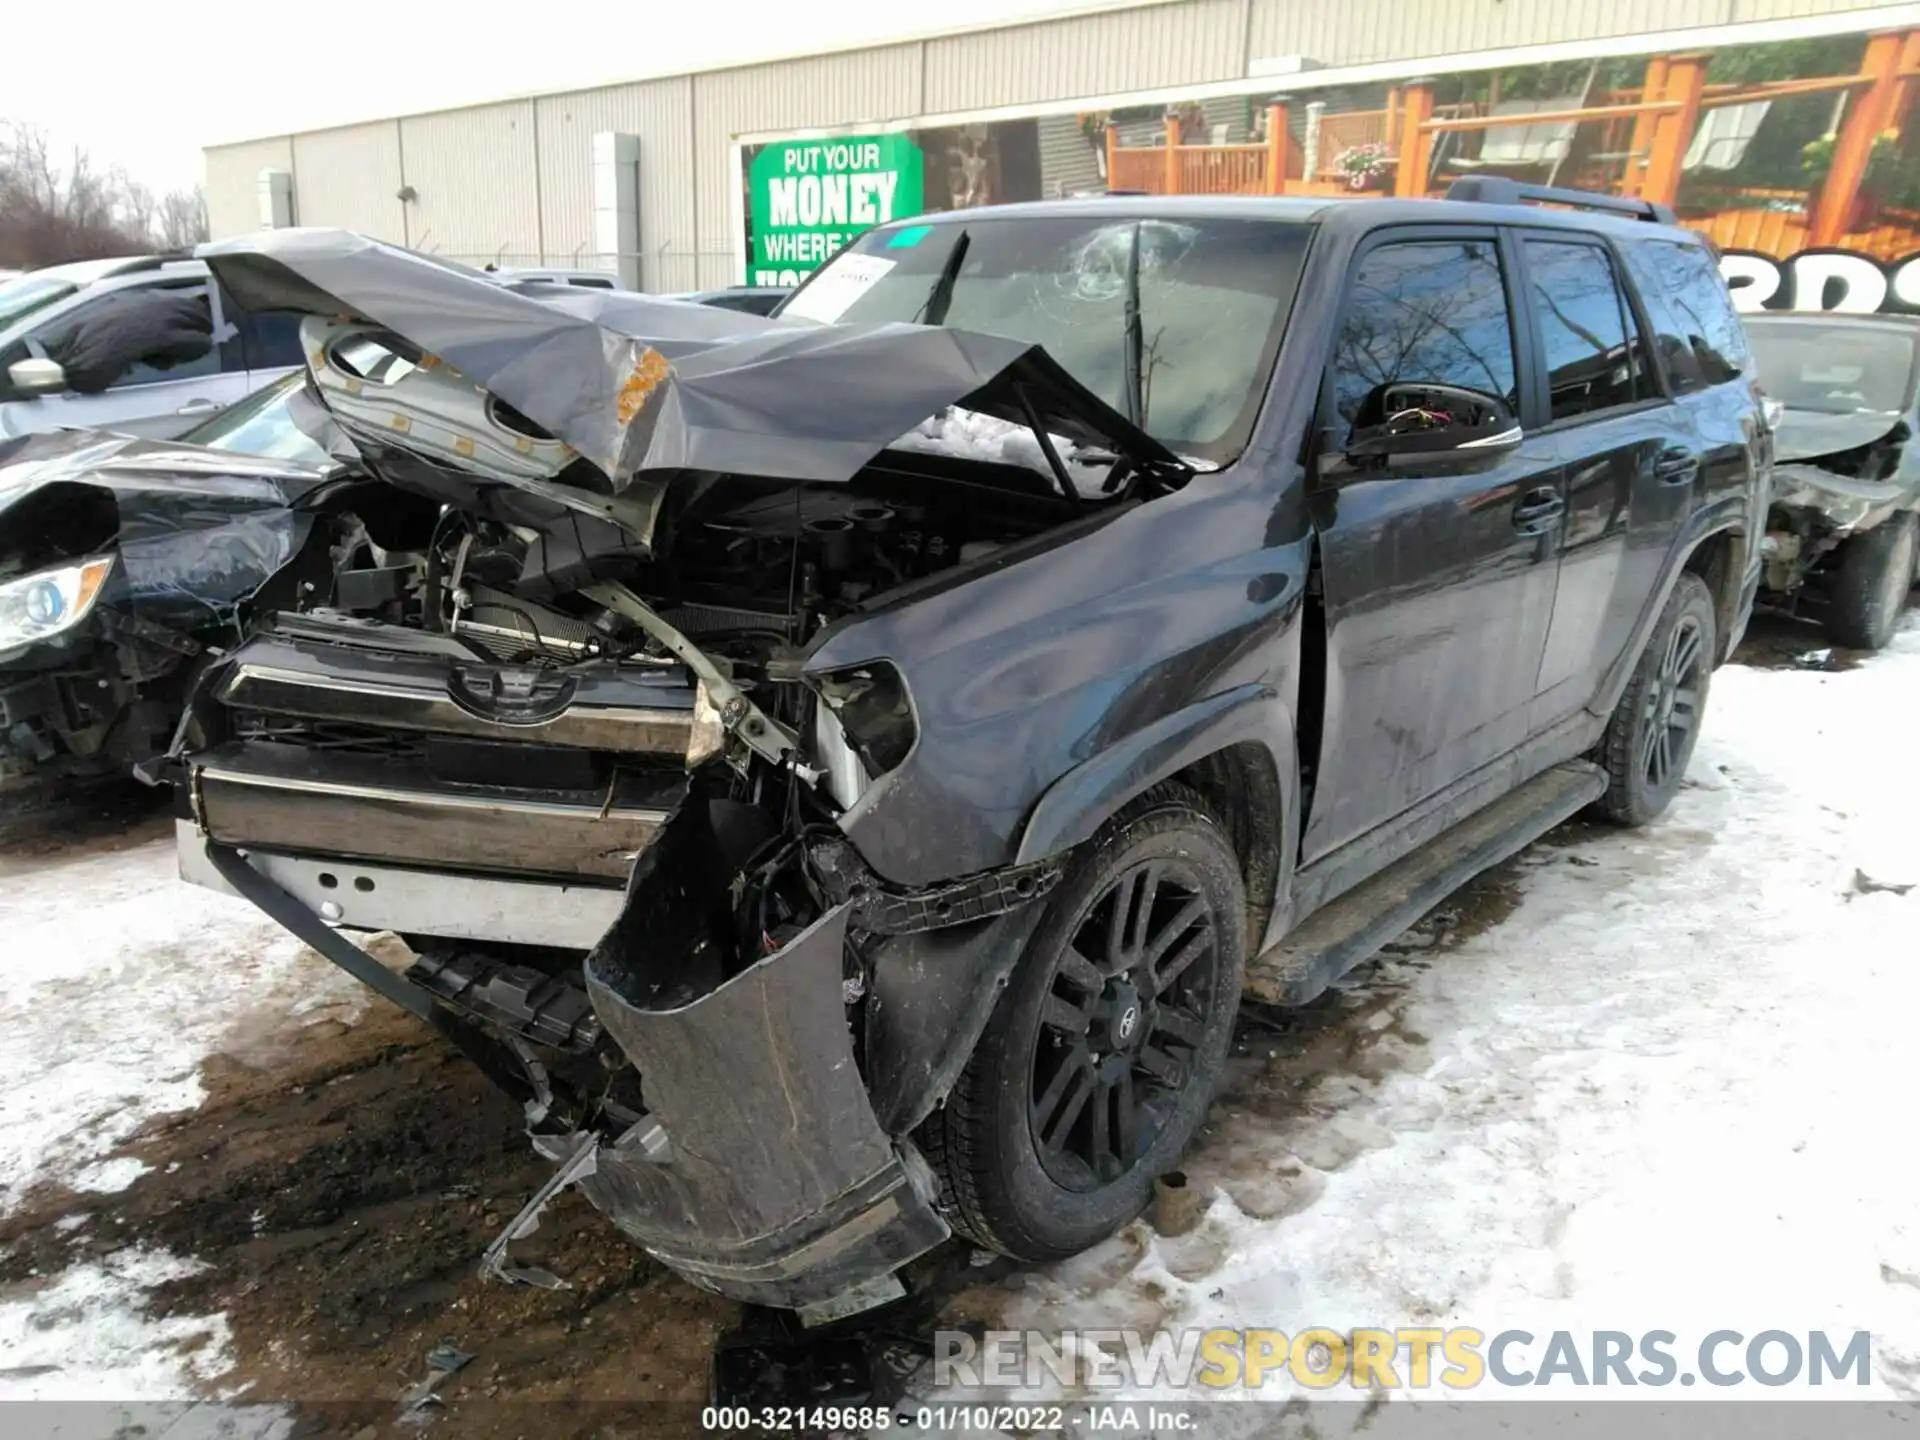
[162,182,1768,1320]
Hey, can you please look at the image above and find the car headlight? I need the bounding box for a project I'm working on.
[0,556,114,649]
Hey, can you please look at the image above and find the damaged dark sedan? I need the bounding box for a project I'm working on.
[165,196,1765,1322]
[1748,312,1920,649]
[0,375,348,811]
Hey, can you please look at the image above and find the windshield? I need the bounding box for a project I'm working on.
[178,372,332,466]
[0,276,76,332]
[780,215,1312,464]
[1748,323,1916,415]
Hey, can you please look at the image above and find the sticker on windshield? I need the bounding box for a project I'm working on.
[781,253,897,323]
[888,225,933,249]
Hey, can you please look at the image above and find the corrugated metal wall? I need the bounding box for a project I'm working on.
[204,0,1900,282]
[690,44,923,287]
[922,0,1245,114]
[1246,0,1739,65]
[290,123,407,243]
[398,100,542,266]
[533,77,696,291]
[205,136,291,236]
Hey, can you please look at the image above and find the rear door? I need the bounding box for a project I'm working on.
[1517,232,1694,729]
[1303,227,1563,863]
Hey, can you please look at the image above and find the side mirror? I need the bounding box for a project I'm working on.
[1344,383,1520,466]
[7,357,67,397]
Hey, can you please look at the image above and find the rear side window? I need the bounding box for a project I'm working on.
[1523,239,1647,422]
[1620,239,1750,393]
[1329,238,1518,431]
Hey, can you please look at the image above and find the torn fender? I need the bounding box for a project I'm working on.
[1770,463,1913,535]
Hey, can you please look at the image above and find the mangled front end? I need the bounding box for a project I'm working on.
[0,432,324,800]
[171,230,1180,1315]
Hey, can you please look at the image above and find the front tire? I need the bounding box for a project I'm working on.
[1595,571,1716,828]
[1826,511,1917,652]
[922,785,1246,1260]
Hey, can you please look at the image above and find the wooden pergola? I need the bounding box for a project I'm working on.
[1099,27,1920,257]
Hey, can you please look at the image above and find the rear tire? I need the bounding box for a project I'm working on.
[922,784,1246,1260]
[1826,512,1917,652]
[1595,572,1716,828]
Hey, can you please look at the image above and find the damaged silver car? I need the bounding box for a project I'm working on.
[1748,313,1920,649]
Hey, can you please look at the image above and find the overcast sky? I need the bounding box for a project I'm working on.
[8,0,1116,195]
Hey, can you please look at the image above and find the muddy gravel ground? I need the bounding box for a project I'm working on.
[0,615,1838,1436]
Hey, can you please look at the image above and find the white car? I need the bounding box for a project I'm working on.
[485,265,623,290]
[0,255,302,442]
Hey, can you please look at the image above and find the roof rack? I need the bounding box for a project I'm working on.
[1444,177,1677,226]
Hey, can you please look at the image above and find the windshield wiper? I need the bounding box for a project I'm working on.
[913,230,970,327]
[1121,222,1145,431]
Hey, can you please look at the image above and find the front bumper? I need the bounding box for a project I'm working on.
[583,903,949,1310]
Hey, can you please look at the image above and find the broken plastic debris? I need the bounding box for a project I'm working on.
[399,1337,475,1412]
[477,1131,599,1291]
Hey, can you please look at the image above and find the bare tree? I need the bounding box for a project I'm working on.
[0,122,203,269]
[155,187,209,250]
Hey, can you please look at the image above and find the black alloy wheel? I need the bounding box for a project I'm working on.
[1030,856,1222,1192]
[922,784,1246,1261]
[1596,571,1717,827]
[1640,607,1707,796]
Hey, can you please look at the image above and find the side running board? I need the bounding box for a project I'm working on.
[1246,760,1607,1007]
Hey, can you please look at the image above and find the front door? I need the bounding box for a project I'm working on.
[1303,230,1562,864]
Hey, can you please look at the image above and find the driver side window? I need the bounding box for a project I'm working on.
[1330,239,1520,434]
[18,284,220,395]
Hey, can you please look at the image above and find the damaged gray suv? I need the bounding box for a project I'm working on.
[164,190,1767,1320]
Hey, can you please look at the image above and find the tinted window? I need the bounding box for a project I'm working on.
[1525,240,1645,422]
[781,216,1311,462]
[568,277,616,289]
[1330,239,1518,432]
[1620,239,1750,392]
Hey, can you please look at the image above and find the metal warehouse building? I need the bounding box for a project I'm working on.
[204,0,1920,294]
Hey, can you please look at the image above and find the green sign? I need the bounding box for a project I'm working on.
[749,135,924,288]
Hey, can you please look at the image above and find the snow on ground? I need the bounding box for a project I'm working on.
[2,620,1917,1423]
[0,829,361,1405]
[925,617,1920,1421]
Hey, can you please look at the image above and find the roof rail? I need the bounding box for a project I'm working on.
[102,252,200,277]
[1444,177,1678,226]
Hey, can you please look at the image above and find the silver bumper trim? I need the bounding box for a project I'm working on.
[176,821,626,949]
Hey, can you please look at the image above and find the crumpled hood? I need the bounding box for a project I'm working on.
[1772,407,1904,464]
[197,228,1182,492]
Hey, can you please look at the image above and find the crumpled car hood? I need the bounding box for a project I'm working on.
[197,228,1182,492]
[1772,407,1903,464]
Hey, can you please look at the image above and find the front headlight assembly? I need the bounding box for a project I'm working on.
[0,555,115,649]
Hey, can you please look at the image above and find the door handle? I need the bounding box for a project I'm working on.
[1511,487,1565,535]
[1654,447,1700,485]
[176,398,220,414]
